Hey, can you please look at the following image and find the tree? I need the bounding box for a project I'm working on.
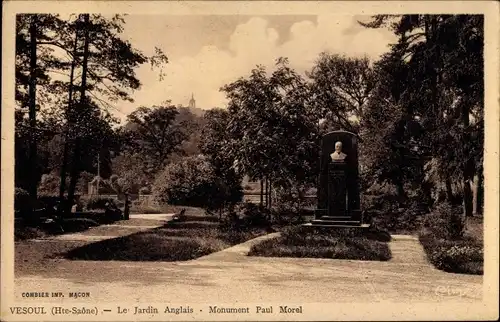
[123,104,187,171]
[359,36,428,204]
[27,15,39,200]
[15,14,69,199]
[53,14,166,212]
[15,13,168,216]
[221,58,319,208]
[267,58,320,193]
[110,152,150,194]
[153,156,242,215]
[308,53,374,133]
[200,109,233,172]
[361,15,484,216]
[221,64,278,191]
[166,106,206,162]
[200,108,244,210]
[65,13,92,211]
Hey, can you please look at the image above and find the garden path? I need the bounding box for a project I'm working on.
[15,230,483,306]
[32,213,174,242]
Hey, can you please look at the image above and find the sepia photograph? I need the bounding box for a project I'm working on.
[1,1,499,321]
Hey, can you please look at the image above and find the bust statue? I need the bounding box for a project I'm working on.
[330,141,347,162]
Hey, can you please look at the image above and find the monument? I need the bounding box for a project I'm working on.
[309,130,367,227]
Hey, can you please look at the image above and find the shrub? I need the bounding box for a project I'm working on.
[363,194,427,233]
[153,156,242,211]
[61,218,100,233]
[423,202,465,239]
[281,225,391,243]
[419,232,483,274]
[37,174,61,195]
[38,173,91,196]
[217,226,268,244]
[249,226,392,261]
[36,195,64,214]
[15,188,32,212]
[236,203,271,227]
[419,202,481,275]
[15,226,46,241]
[217,203,275,232]
[139,186,151,195]
[15,188,42,224]
[271,185,316,225]
[432,244,483,271]
[274,185,313,213]
[64,235,217,261]
[130,205,162,214]
[270,209,306,226]
[85,197,117,210]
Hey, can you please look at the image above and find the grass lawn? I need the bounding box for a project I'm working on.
[419,215,483,275]
[14,217,104,241]
[63,209,269,261]
[16,240,90,275]
[15,226,47,241]
[248,225,392,261]
[129,203,186,214]
[369,210,424,235]
[464,215,483,242]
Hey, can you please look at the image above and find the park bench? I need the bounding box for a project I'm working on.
[172,208,186,222]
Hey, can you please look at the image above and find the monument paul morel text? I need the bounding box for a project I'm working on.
[309,130,366,227]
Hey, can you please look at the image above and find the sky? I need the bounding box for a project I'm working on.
[113,14,397,120]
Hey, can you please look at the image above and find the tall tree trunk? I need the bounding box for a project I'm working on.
[296,186,302,221]
[66,142,81,213]
[28,15,38,202]
[445,178,454,203]
[58,26,79,213]
[268,180,272,209]
[475,172,483,215]
[463,179,473,217]
[460,95,473,217]
[259,179,264,206]
[421,180,433,209]
[67,14,90,213]
[395,177,406,205]
[58,143,69,212]
[264,178,268,208]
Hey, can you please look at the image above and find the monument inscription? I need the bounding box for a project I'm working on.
[328,165,347,216]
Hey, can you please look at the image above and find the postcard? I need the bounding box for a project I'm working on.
[2,1,499,321]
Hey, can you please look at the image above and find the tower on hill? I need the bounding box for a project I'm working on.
[188,93,196,109]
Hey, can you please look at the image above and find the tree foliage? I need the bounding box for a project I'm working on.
[221,58,319,193]
[153,156,242,212]
[199,108,244,206]
[308,53,374,133]
[15,13,168,215]
[361,15,483,215]
[123,104,187,170]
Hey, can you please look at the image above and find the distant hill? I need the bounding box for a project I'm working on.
[177,105,206,118]
[184,106,230,118]
[188,106,207,117]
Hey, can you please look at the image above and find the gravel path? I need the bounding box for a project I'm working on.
[15,230,482,303]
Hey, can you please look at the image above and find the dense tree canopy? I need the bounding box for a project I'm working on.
[15,13,168,214]
[360,14,483,215]
[15,13,484,221]
[221,58,320,192]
